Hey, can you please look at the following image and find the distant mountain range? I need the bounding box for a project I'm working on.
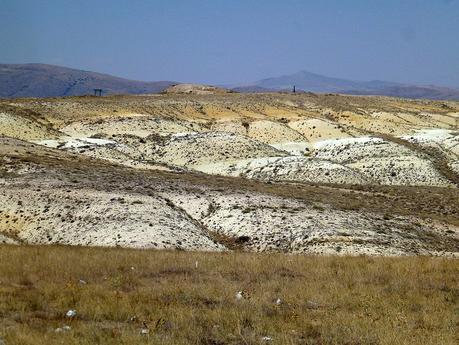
[0,64,175,98]
[236,70,459,100]
[1,64,458,100]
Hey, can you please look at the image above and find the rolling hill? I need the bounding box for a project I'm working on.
[0,63,175,98]
[240,70,459,100]
[1,91,458,255]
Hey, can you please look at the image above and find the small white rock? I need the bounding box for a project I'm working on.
[66,309,77,318]
[261,336,273,342]
[275,298,282,305]
[55,325,71,333]
[235,291,243,300]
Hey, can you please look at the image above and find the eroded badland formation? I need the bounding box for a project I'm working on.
[1,88,458,256]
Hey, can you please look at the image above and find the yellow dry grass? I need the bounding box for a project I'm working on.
[0,245,457,345]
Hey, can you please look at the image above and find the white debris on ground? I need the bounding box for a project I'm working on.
[401,128,457,144]
[140,322,149,336]
[65,310,77,318]
[235,291,244,301]
[235,290,250,301]
[140,328,149,336]
[270,141,311,155]
[37,137,117,149]
[55,325,71,333]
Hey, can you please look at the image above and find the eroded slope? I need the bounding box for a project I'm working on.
[2,93,456,187]
[0,138,457,256]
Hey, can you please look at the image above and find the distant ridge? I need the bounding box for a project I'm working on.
[236,70,459,100]
[2,64,459,100]
[0,63,175,98]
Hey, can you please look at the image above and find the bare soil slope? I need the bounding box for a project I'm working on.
[0,93,458,255]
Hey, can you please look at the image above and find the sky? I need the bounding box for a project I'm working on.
[1,0,459,87]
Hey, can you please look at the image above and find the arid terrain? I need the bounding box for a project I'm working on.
[3,2,459,344]
[0,246,457,345]
[0,90,458,256]
[1,89,459,345]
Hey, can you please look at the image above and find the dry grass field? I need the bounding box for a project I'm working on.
[0,245,457,345]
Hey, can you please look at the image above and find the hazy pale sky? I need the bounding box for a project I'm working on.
[1,0,458,86]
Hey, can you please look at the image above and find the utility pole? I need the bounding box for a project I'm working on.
[293,85,296,93]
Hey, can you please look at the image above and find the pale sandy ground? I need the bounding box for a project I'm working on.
[16,92,454,188]
[0,93,458,255]
[0,139,457,256]
[0,112,57,140]
[288,118,356,142]
[0,186,223,250]
[34,129,455,187]
[0,233,17,244]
